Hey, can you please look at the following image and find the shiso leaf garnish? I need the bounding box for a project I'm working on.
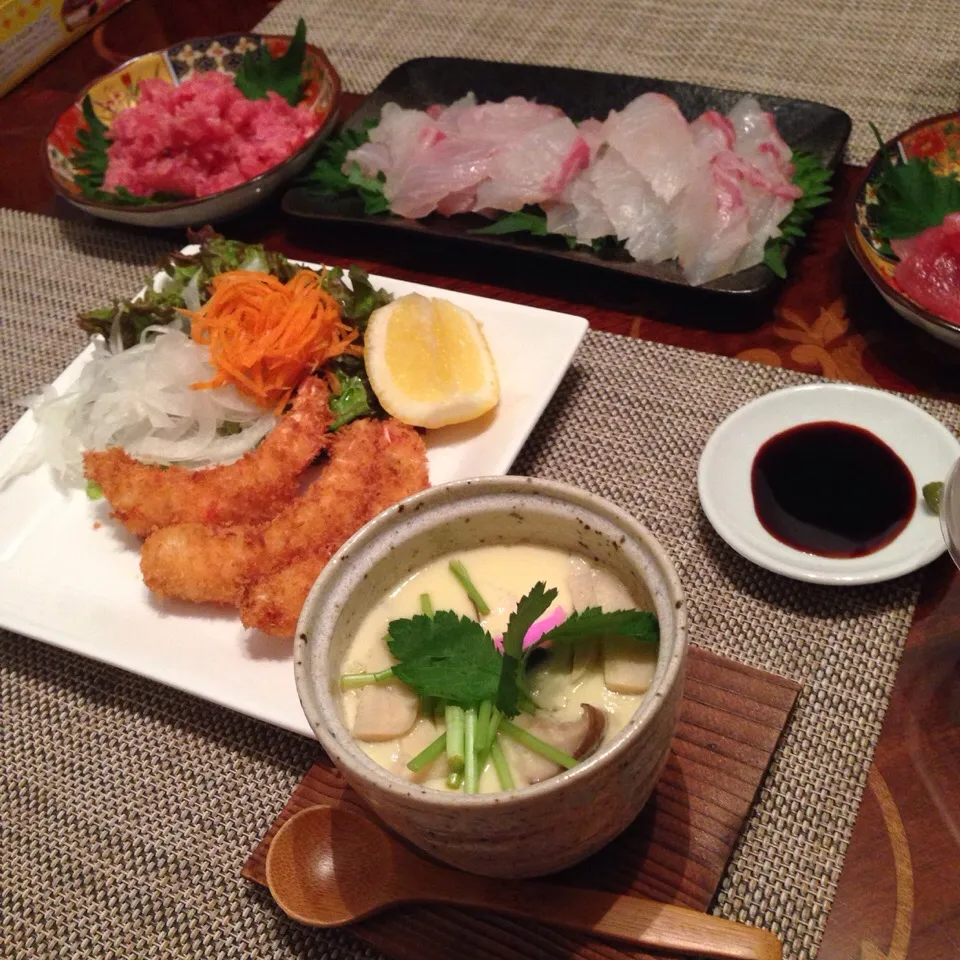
[762,152,833,279]
[234,17,308,106]
[67,95,186,207]
[868,122,960,249]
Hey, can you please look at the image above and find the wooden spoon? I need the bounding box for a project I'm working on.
[266,805,781,960]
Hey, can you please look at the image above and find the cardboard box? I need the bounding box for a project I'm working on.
[0,0,133,97]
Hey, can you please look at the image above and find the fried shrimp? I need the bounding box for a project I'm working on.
[239,419,430,637]
[85,377,332,538]
[140,419,429,627]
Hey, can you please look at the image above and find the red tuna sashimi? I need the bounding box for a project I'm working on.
[894,214,960,324]
[103,72,319,198]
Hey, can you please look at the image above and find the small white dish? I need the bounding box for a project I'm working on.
[698,382,960,585]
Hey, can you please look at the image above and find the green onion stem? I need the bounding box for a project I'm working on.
[447,769,463,790]
[490,736,515,790]
[445,705,465,772]
[463,707,478,794]
[475,700,492,754]
[486,707,503,752]
[339,667,395,689]
[449,560,490,616]
[500,718,578,769]
[420,593,434,618]
[407,732,447,773]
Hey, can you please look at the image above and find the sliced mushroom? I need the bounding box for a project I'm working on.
[510,703,607,784]
[602,636,657,694]
[351,683,419,742]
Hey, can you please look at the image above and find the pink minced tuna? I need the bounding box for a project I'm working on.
[103,72,320,198]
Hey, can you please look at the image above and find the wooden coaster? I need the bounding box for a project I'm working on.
[243,646,799,959]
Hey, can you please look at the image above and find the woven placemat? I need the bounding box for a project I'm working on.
[2,209,959,960]
[242,647,800,960]
[255,0,960,165]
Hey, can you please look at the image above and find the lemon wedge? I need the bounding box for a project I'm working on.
[364,293,500,428]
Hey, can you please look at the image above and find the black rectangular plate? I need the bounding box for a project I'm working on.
[282,57,852,295]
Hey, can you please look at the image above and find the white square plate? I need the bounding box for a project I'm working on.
[0,261,587,737]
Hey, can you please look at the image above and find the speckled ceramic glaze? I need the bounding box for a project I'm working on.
[45,32,340,228]
[294,476,688,878]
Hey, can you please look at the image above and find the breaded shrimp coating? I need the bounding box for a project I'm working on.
[84,377,332,537]
[140,419,429,631]
[240,418,429,637]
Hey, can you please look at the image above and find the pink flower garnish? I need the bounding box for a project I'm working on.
[493,606,567,653]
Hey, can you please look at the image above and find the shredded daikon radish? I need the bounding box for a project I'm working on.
[5,328,276,485]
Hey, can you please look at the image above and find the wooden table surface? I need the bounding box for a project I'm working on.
[2,1,959,957]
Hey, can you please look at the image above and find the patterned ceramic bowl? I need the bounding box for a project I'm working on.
[45,32,341,228]
[845,113,960,348]
[294,476,688,878]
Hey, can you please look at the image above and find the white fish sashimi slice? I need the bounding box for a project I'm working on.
[543,145,674,258]
[543,177,614,244]
[690,110,736,159]
[437,96,565,144]
[726,96,801,208]
[709,151,797,272]
[727,96,794,174]
[436,187,479,216]
[384,139,495,219]
[733,189,796,271]
[473,116,589,212]
[576,118,606,161]
[346,103,441,175]
[344,103,492,218]
[674,154,752,286]
[590,148,675,263]
[604,93,697,203]
[425,92,477,120]
[344,140,392,179]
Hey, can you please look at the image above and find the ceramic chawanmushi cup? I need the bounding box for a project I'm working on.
[294,476,688,878]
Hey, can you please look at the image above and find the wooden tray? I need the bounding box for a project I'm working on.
[244,646,799,958]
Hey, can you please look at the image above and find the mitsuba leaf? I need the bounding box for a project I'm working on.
[234,17,307,105]
[496,582,557,718]
[387,611,503,706]
[539,607,659,646]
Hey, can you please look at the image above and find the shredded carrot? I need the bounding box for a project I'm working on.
[184,269,360,411]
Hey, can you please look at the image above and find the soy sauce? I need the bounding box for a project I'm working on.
[751,421,916,558]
